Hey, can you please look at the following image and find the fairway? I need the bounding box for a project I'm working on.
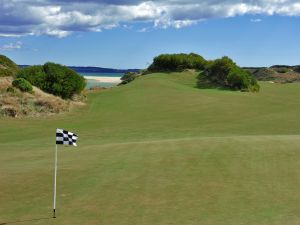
[0,72,299,225]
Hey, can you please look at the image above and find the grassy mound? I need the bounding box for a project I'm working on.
[145,54,259,92]
[0,72,299,224]
[0,55,19,77]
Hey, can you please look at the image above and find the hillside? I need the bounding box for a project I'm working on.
[244,65,300,83]
[0,55,19,77]
[0,71,299,225]
[0,77,71,117]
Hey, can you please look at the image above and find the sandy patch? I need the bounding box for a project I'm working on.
[84,76,121,83]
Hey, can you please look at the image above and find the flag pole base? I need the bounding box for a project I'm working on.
[53,209,56,218]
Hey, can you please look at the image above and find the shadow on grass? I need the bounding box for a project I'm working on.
[196,73,235,91]
[0,217,52,224]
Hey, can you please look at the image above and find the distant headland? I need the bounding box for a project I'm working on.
[19,65,140,74]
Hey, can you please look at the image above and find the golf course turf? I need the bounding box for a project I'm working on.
[0,72,299,225]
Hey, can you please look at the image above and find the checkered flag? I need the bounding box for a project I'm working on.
[56,128,78,146]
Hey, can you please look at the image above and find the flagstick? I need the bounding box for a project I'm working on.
[53,144,58,218]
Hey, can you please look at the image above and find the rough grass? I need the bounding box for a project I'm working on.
[0,77,70,117]
[0,72,299,225]
[0,55,19,77]
[252,67,300,83]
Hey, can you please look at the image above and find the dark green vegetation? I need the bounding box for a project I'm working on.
[17,63,86,99]
[294,65,300,73]
[201,56,260,92]
[0,55,19,77]
[147,53,207,72]
[119,72,140,85]
[12,78,33,92]
[146,53,259,92]
[0,72,299,225]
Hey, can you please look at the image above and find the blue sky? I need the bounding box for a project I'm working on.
[0,0,299,69]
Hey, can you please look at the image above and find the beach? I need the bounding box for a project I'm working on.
[84,76,122,83]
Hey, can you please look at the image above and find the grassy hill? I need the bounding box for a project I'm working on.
[245,66,300,83]
[0,56,86,117]
[0,71,299,225]
[0,55,19,77]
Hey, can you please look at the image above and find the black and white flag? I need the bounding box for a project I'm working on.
[56,129,78,146]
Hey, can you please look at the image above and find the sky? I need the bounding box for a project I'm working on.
[0,0,299,69]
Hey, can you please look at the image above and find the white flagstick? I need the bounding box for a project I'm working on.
[53,144,58,218]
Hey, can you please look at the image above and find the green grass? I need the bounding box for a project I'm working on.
[0,72,299,225]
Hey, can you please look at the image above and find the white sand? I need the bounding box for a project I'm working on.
[84,76,121,83]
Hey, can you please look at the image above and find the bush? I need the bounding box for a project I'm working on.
[204,56,235,86]
[201,56,260,92]
[44,63,86,99]
[293,66,300,73]
[6,86,16,93]
[0,55,19,77]
[17,63,86,99]
[227,67,260,91]
[119,72,138,85]
[17,65,46,87]
[12,78,33,92]
[147,53,207,72]
[1,106,18,117]
[275,68,289,73]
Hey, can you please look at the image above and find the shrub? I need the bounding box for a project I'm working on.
[293,65,300,73]
[227,67,260,91]
[204,56,235,86]
[12,78,33,92]
[0,55,19,77]
[17,63,86,99]
[201,56,260,92]
[119,72,138,85]
[43,63,86,99]
[17,65,46,87]
[275,68,289,73]
[147,53,207,72]
[1,106,18,117]
[6,86,16,93]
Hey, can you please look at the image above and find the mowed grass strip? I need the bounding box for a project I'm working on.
[0,136,299,225]
[0,72,300,224]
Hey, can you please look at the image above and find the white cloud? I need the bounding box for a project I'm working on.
[250,18,263,22]
[138,27,150,32]
[1,41,22,51]
[0,0,299,37]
